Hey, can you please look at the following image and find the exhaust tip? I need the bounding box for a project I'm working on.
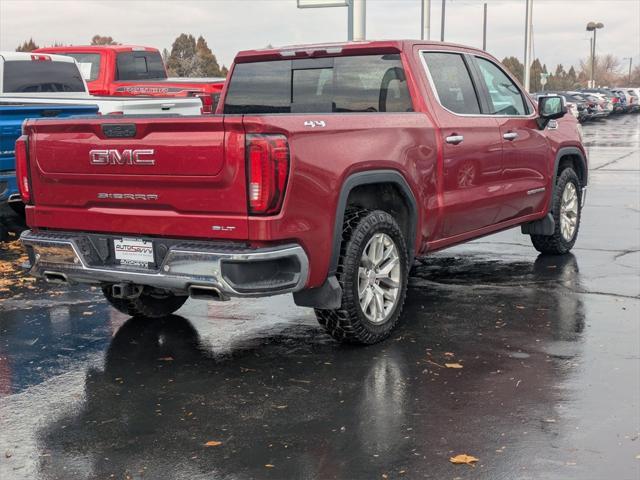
[111,283,142,299]
[43,271,68,284]
[188,285,229,302]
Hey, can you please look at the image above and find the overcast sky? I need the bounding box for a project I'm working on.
[1,0,638,71]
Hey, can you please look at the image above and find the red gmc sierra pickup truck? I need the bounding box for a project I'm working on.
[18,40,587,344]
[33,45,225,113]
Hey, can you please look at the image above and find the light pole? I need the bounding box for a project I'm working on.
[586,21,604,88]
[482,3,488,51]
[352,0,366,41]
[440,0,446,42]
[523,0,533,92]
[421,0,431,40]
[623,57,633,85]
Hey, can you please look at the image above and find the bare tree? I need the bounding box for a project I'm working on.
[90,35,119,46]
[579,54,621,87]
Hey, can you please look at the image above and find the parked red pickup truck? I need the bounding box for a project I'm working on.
[19,40,587,344]
[34,45,225,113]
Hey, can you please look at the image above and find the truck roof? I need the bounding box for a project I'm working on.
[0,51,77,62]
[34,45,160,54]
[234,39,486,63]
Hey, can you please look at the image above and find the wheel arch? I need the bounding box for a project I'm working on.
[554,147,588,188]
[329,170,419,275]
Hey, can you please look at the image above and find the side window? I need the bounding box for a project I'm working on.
[475,57,528,116]
[422,52,480,115]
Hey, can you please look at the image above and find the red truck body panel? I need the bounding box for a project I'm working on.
[22,40,586,290]
[34,45,225,103]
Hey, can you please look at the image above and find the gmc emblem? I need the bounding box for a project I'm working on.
[90,149,155,166]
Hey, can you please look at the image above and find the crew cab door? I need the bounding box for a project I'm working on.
[421,51,504,239]
[471,55,550,221]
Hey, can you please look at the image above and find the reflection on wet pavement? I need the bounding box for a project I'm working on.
[1,114,639,480]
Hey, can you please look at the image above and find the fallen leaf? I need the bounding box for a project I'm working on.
[450,454,479,465]
[444,352,455,357]
[515,305,526,309]
[445,363,464,369]
[265,464,275,468]
[158,356,174,361]
[204,441,222,447]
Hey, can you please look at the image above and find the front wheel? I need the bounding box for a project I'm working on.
[531,167,582,255]
[102,285,188,318]
[315,209,409,344]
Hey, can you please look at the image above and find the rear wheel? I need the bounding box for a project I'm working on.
[315,209,409,344]
[531,167,581,255]
[102,285,188,318]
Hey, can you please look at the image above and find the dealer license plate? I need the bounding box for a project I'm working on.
[114,238,154,267]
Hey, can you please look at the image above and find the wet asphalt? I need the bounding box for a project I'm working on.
[0,114,639,480]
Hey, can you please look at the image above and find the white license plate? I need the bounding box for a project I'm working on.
[114,238,154,266]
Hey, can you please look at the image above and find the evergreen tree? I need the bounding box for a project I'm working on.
[501,56,524,83]
[167,34,227,78]
[530,58,544,92]
[166,34,198,77]
[16,38,39,52]
[195,36,225,77]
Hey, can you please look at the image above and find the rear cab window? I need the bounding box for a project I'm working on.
[224,54,413,114]
[116,51,166,81]
[2,60,85,93]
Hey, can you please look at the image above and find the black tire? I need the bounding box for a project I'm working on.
[315,209,409,345]
[531,167,581,255]
[0,223,9,242]
[102,285,188,318]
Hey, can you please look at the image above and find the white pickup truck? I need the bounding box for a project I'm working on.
[0,52,202,115]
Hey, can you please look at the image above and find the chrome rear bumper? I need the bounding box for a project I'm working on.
[21,230,309,298]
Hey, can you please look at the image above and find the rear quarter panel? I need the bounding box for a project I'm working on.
[242,112,438,287]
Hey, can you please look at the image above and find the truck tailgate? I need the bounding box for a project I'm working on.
[24,116,249,239]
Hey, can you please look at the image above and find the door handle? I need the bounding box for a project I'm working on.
[445,135,464,145]
[503,131,518,141]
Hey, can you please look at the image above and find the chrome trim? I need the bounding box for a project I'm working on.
[527,187,546,196]
[503,132,518,140]
[7,193,22,203]
[445,135,464,145]
[581,186,587,208]
[21,230,309,298]
[418,49,537,119]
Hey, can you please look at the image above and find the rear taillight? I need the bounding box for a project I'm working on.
[15,135,31,204]
[246,134,289,215]
[194,93,220,114]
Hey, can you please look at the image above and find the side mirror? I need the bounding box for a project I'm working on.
[537,95,567,129]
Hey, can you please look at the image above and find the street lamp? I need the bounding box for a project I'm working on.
[586,21,604,88]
